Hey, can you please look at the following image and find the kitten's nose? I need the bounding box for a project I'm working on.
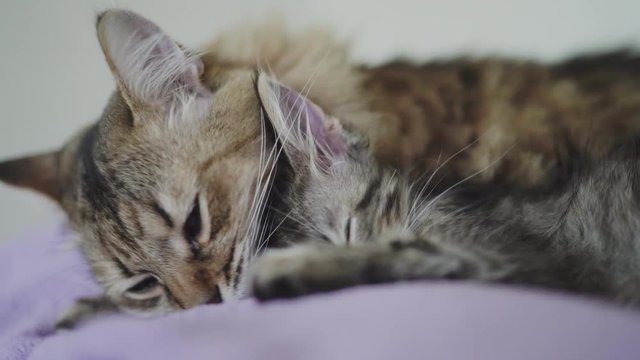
[206,285,223,304]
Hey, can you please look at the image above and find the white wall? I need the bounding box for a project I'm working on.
[1,0,640,241]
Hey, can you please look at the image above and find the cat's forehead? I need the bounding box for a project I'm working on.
[103,71,259,145]
[82,69,265,248]
[94,71,263,177]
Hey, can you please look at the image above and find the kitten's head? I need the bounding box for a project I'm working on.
[0,10,275,315]
[256,75,413,248]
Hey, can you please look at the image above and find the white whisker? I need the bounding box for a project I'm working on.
[407,130,493,222]
[408,145,515,230]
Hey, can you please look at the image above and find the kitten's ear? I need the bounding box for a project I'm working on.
[0,152,62,202]
[96,10,211,123]
[257,74,347,173]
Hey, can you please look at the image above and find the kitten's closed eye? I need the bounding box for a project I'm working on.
[345,216,357,244]
[127,275,158,294]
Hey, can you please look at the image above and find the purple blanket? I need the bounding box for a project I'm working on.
[2,224,640,360]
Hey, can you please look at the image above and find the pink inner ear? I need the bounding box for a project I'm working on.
[279,85,347,160]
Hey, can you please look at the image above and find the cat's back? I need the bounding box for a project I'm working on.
[201,23,640,190]
[360,51,640,190]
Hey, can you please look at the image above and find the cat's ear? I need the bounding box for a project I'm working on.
[96,10,212,123]
[256,74,347,173]
[0,151,62,202]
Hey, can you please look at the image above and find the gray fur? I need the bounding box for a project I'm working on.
[252,77,640,306]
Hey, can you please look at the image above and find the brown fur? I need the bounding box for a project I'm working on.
[204,24,640,190]
[358,52,640,188]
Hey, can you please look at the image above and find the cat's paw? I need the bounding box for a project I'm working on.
[54,296,118,330]
[249,240,486,301]
[250,245,352,301]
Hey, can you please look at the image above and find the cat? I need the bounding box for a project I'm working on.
[251,74,640,305]
[2,9,640,327]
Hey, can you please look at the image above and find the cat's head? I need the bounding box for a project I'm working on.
[256,75,414,248]
[0,10,276,316]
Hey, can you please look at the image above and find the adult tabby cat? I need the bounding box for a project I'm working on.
[1,10,640,326]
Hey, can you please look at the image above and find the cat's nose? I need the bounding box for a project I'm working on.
[205,285,223,304]
[167,269,222,308]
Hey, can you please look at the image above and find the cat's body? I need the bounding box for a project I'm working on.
[1,10,640,327]
[253,77,640,304]
[206,24,640,190]
[361,53,640,189]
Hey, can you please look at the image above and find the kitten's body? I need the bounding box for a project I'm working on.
[361,53,640,188]
[254,79,640,304]
[2,10,640,326]
[204,23,640,189]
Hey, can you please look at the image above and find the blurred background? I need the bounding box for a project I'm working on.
[1,0,640,242]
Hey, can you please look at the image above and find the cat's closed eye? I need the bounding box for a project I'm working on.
[123,274,163,301]
[184,196,202,246]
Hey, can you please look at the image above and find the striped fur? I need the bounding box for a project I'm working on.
[252,82,640,306]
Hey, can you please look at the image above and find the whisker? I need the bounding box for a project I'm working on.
[259,209,293,250]
[407,130,493,222]
[242,50,336,263]
[408,145,515,230]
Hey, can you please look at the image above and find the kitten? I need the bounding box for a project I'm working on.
[2,9,640,328]
[251,75,640,305]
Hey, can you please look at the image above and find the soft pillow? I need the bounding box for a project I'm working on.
[2,224,639,360]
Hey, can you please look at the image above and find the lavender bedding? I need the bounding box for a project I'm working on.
[1,224,640,360]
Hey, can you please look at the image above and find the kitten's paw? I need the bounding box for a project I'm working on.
[250,245,350,301]
[249,240,486,301]
[54,296,117,330]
